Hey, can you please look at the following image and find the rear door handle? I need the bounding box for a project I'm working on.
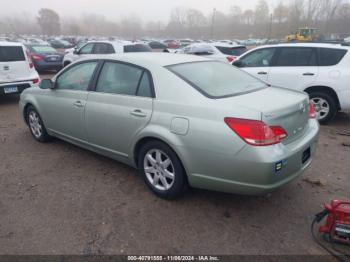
[130,109,147,117]
[303,72,315,76]
[258,71,267,75]
[73,100,85,108]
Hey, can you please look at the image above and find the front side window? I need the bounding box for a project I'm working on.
[240,48,275,67]
[96,62,144,96]
[167,61,266,98]
[318,48,347,66]
[275,47,317,66]
[55,62,97,91]
[79,43,94,54]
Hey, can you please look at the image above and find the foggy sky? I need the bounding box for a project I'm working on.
[1,0,279,22]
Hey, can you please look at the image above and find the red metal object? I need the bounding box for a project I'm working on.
[319,200,350,245]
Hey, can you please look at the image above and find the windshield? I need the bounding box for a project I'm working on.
[167,61,266,98]
[216,46,247,56]
[32,46,57,53]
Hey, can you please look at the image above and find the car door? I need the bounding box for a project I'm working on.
[267,47,318,90]
[38,61,99,143]
[236,47,276,81]
[85,61,153,157]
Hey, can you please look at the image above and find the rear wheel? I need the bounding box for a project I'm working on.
[138,141,187,199]
[26,106,51,142]
[309,92,337,124]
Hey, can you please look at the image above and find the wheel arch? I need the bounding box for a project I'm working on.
[304,86,341,110]
[132,135,189,180]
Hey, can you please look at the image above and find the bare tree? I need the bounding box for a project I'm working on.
[37,8,61,35]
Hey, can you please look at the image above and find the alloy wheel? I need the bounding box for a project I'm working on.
[311,97,330,121]
[28,111,43,138]
[143,149,175,191]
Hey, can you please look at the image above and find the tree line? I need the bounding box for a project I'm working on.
[1,0,350,39]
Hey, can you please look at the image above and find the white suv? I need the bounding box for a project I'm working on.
[0,42,39,96]
[233,43,350,123]
[63,40,152,67]
[181,42,247,63]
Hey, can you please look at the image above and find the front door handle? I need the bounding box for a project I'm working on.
[258,71,267,75]
[303,72,315,76]
[130,109,147,117]
[73,100,85,108]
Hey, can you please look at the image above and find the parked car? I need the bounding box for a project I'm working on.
[20,53,319,199]
[0,41,39,96]
[63,40,152,67]
[233,43,350,123]
[26,45,63,72]
[48,39,73,49]
[181,42,247,63]
[148,41,167,50]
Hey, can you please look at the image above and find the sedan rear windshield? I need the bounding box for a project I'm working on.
[167,61,266,98]
[124,44,152,52]
[216,46,247,56]
[31,46,57,53]
[0,46,25,62]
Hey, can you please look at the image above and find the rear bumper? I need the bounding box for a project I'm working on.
[186,119,320,195]
[0,81,34,95]
[34,61,63,71]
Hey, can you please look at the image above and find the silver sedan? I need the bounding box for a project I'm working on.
[19,53,319,199]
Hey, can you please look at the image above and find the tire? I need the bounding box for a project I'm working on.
[138,140,187,199]
[309,92,337,124]
[26,106,51,142]
[63,62,70,68]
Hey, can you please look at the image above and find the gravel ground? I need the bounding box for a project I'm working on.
[0,93,349,256]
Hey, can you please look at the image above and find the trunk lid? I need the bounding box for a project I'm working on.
[222,87,310,144]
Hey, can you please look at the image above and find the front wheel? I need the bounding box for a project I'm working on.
[26,106,51,142]
[309,92,337,124]
[138,141,187,199]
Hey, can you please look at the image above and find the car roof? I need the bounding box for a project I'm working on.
[84,40,147,47]
[81,53,209,67]
[0,41,24,47]
[258,42,350,50]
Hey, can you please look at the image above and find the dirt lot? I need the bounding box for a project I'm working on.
[0,92,349,256]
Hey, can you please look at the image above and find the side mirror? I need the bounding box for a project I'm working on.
[233,60,243,67]
[39,79,54,89]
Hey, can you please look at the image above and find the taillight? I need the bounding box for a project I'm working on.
[32,78,40,84]
[309,101,316,118]
[31,54,44,61]
[25,49,34,69]
[226,56,236,63]
[224,118,288,146]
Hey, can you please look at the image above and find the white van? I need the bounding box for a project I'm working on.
[0,42,39,96]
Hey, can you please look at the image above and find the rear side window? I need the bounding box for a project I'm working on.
[0,46,25,62]
[216,46,247,56]
[275,47,317,66]
[318,48,347,66]
[167,61,266,98]
[96,62,143,96]
[124,44,152,52]
[93,43,115,54]
[136,72,153,98]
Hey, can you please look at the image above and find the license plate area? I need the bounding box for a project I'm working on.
[4,86,18,94]
[302,147,311,164]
